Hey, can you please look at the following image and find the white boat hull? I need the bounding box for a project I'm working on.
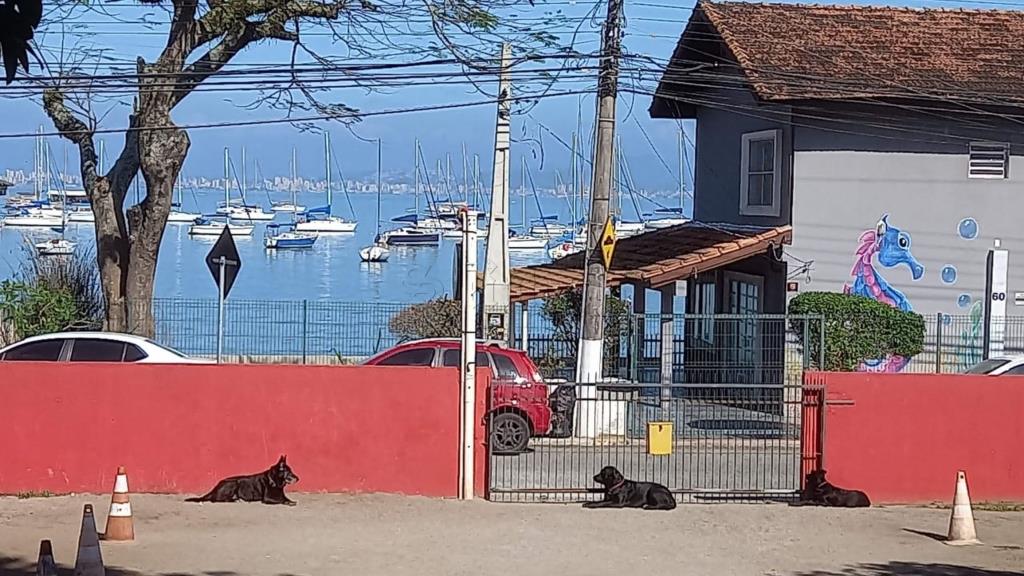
[189,222,254,236]
[509,235,548,250]
[548,242,583,260]
[67,210,95,223]
[359,244,390,262]
[167,211,202,223]
[3,214,64,227]
[218,206,275,221]
[295,218,357,233]
[35,239,76,256]
[530,224,571,238]
[616,222,646,237]
[272,203,306,213]
[645,217,689,230]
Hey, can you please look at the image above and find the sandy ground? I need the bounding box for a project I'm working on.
[1,494,1022,576]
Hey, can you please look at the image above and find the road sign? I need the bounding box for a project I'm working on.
[600,217,616,269]
[205,227,241,299]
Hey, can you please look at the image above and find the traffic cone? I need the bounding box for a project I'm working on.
[946,470,981,546]
[74,504,105,576]
[103,467,134,541]
[36,540,57,576]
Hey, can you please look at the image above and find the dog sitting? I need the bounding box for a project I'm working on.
[186,455,300,506]
[583,465,677,510]
[796,469,870,508]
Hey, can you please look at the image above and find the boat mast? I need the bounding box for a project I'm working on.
[520,156,526,233]
[473,154,480,208]
[678,127,684,211]
[414,139,421,216]
[376,139,382,237]
[241,147,247,200]
[462,143,469,204]
[223,147,230,210]
[570,131,577,228]
[324,132,332,211]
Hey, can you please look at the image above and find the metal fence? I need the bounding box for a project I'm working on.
[899,313,1024,374]
[488,382,807,504]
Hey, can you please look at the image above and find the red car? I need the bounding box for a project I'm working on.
[364,339,552,453]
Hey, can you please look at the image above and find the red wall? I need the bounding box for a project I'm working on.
[1,363,489,498]
[808,372,1024,503]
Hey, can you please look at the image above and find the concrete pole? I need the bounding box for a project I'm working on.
[459,209,479,500]
[577,0,624,385]
[482,44,513,343]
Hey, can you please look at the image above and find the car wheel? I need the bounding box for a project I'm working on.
[491,412,530,454]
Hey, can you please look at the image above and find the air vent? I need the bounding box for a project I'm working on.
[968,142,1009,179]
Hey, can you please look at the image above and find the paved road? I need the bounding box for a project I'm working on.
[2,494,1022,576]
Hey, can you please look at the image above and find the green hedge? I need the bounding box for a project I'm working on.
[788,291,925,371]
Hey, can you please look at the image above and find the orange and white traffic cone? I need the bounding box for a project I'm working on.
[74,504,105,576]
[103,467,134,542]
[36,539,57,576]
[946,470,981,546]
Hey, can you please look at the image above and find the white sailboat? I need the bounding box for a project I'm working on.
[5,137,63,227]
[168,177,202,223]
[190,149,254,237]
[360,140,390,263]
[646,129,690,230]
[36,190,76,256]
[296,134,357,233]
[216,148,274,221]
[509,158,548,251]
[265,163,317,250]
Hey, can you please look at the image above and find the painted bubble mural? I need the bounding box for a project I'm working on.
[941,265,958,284]
[958,218,979,240]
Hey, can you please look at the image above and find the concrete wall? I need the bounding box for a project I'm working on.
[805,371,1024,504]
[0,363,489,498]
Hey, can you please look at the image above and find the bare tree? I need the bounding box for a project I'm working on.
[36,0,578,335]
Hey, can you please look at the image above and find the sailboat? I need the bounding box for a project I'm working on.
[296,133,357,233]
[265,159,317,250]
[360,139,390,263]
[270,155,305,214]
[190,149,255,237]
[168,176,202,223]
[378,139,439,246]
[508,158,548,250]
[36,185,75,256]
[646,129,690,230]
[215,148,274,221]
[4,133,64,227]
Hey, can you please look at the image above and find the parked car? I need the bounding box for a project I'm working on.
[965,355,1024,375]
[363,339,552,453]
[0,332,209,364]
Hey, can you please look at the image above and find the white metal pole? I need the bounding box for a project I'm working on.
[217,256,226,363]
[460,208,479,500]
[482,43,512,343]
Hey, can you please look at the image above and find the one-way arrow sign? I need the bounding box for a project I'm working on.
[206,227,241,299]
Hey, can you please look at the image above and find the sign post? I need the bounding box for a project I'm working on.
[983,239,1008,360]
[206,228,241,363]
[459,209,479,500]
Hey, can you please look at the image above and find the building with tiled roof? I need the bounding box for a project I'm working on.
[650,1,1024,361]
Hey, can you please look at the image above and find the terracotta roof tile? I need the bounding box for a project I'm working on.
[485,223,791,302]
[672,1,1024,102]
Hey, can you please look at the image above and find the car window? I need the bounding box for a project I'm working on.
[2,339,65,361]
[378,348,436,366]
[1001,364,1024,376]
[492,352,521,380]
[965,358,1011,374]
[70,339,128,362]
[123,344,148,362]
[441,349,490,368]
[143,338,187,358]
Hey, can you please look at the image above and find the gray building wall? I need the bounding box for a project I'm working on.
[692,86,793,228]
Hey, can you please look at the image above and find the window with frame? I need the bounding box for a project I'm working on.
[693,281,716,346]
[968,142,1009,179]
[740,129,782,216]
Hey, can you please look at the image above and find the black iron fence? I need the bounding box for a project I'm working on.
[488,381,806,504]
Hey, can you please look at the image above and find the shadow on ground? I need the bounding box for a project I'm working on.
[0,556,304,576]
[793,562,1023,576]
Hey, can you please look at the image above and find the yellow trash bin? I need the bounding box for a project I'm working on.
[647,421,673,455]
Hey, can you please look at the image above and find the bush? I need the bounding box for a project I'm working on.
[389,297,461,341]
[787,291,925,371]
[0,249,103,345]
[538,289,631,377]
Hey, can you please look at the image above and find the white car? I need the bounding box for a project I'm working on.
[0,332,210,364]
[964,355,1024,375]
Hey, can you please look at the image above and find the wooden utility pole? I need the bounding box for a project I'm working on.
[482,43,513,342]
[577,0,624,386]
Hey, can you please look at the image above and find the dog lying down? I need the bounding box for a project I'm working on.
[583,466,677,510]
[186,455,300,506]
[795,469,870,508]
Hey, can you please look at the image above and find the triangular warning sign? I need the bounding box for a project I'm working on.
[600,217,616,269]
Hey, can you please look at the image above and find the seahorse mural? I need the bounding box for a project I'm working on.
[843,215,924,372]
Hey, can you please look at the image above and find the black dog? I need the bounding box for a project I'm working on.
[186,455,300,506]
[583,465,676,510]
[795,469,870,508]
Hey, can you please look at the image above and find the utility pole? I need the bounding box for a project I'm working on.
[576,0,624,389]
[482,43,513,343]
